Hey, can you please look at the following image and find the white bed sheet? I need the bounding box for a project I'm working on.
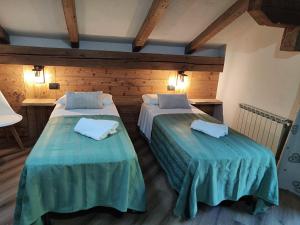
[138,103,204,141]
[50,103,120,118]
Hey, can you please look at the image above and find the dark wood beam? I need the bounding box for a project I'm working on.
[132,0,170,52]
[261,0,300,26]
[280,27,300,51]
[0,44,224,72]
[248,0,300,52]
[185,0,249,54]
[0,26,9,44]
[248,0,300,27]
[248,0,283,27]
[62,0,79,48]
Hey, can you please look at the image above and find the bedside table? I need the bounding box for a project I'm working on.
[22,99,56,145]
[189,99,223,122]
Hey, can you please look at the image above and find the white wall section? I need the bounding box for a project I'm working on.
[214,13,300,126]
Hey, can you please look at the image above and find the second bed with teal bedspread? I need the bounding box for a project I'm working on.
[14,115,146,225]
[150,113,279,218]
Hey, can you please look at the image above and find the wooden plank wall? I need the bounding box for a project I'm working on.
[0,64,220,145]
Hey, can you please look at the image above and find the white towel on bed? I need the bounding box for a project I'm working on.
[191,119,228,138]
[74,118,119,140]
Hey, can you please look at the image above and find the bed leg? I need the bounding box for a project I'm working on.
[111,210,124,218]
[42,214,52,225]
[127,209,145,214]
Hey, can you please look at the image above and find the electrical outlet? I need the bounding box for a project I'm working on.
[49,83,60,90]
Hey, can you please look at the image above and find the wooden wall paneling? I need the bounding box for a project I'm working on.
[106,69,155,79]
[23,66,57,99]
[53,67,220,102]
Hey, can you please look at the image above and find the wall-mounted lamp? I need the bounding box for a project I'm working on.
[177,70,188,82]
[167,76,176,91]
[167,71,189,91]
[32,65,45,84]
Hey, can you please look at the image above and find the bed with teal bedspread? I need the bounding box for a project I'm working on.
[150,113,279,218]
[14,115,146,225]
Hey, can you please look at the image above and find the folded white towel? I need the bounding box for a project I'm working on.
[191,119,228,138]
[74,118,119,140]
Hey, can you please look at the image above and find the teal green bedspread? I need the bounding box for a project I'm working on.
[150,113,279,218]
[14,115,146,225]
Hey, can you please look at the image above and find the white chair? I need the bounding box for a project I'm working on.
[0,91,24,150]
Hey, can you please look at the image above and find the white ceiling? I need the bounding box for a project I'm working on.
[0,0,236,44]
[0,0,66,37]
[150,0,236,43]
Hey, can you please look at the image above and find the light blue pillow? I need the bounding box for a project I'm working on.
[158,94,190,109]
[65,91,103,109]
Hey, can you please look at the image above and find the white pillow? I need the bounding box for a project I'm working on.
[56,95,66,105]
[142,94,158,105]
[102,93,113,105]
[56,93,113,106]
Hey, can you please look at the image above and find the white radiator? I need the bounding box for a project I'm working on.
[235,103,293,162]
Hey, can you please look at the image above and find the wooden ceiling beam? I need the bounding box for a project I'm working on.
[132,0,170,52]
[248,0,285,27]
[185,0,249,54]
[0,44,225,72]
[248,0,300,52]
[0,26,9,44]
[248,0,275,26]
[248,0,300,28]
[280,27,300,51]
[62,0,79,48]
